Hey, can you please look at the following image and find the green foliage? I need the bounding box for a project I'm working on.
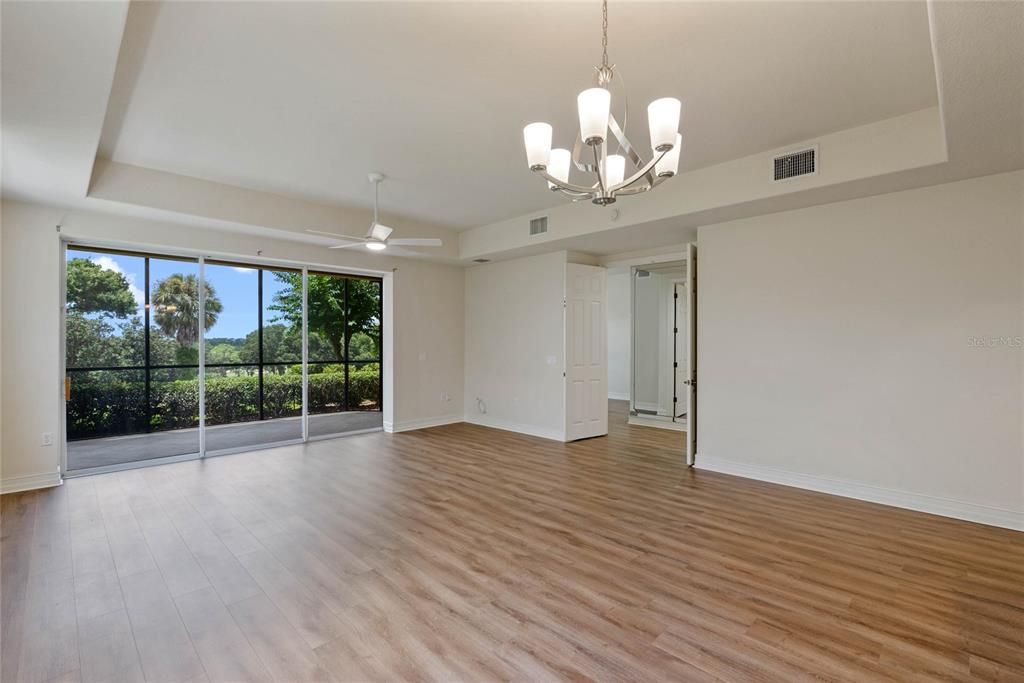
[66,258,138,317]
[66,315,128,368]
[269,273,381,362]
[238,324,303,366]
[67,364,381,439]
[206,343,242,365]
[152,274,223,347]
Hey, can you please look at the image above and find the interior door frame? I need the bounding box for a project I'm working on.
[686,242,697,466]
[670,276,686,422]
[58,236,390,478]
[564,263,608,441]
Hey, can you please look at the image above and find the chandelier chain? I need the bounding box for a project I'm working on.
[601,0,609,68]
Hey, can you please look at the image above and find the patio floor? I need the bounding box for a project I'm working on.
[67,411,383,471]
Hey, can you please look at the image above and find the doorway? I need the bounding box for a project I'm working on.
[622,246,697,465]
[629,260,686,429]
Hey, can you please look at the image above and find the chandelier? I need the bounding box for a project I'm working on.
[522,0,681,206]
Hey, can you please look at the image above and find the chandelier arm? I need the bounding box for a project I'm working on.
[533,169,599,195]
[608,115,636,162]
[555,187,596,201]
[613,186,650,196]
[608,146,670,194]
[614,171,672,195]
[573,134,598,172]
[609,114,653,187]
[592,144,607,195]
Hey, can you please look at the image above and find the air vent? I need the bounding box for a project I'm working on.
[772,147,817,181]
[529,216,548,235]
[472,258,490,263]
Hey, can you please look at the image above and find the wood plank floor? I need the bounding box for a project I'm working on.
[2,401,1022,682]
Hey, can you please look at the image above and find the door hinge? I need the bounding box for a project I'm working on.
[673,327,678,333]
[673,361,678,368]
[673,396,677,402]
[674,292,678,299]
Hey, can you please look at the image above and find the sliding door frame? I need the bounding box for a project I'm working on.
[304,271,385,443]
[60,239,386,478]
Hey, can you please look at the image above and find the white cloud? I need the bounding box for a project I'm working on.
[91,256,145,309]
[231,267,255,274]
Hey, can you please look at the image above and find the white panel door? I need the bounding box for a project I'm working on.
[565,264,608,441]
[686,243,697,465]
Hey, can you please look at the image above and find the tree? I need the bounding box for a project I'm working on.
[269,273,380,362]
[207,343,241,365]
[238,324,302,369]
[65,315,123,368]
[151,274,222,347]
[66,258,138,317]
[65,258,140,368]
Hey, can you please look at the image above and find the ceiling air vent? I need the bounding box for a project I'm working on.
[529,216,548,236]
[772,147,817,181]
[472,258,490,263]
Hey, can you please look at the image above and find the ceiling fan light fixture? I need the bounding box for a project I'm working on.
[368,222,393,242]
[306,174,443,251]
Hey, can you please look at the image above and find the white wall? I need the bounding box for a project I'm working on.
[0,200,464,489]
[606,268,630,400]
[697,170,1024,529]
[633,274,663,411]
[464,251,568,440]
[634,269,683,416]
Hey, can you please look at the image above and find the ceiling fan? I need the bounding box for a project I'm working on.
[306,173,443,251]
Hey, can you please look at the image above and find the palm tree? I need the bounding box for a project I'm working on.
[151,274,222,347]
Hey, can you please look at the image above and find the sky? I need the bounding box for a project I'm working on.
[68,248,291,339]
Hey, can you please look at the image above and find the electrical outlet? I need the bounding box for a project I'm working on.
[41,432,53,447]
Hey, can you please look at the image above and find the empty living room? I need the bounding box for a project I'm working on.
[1,1,1022,681]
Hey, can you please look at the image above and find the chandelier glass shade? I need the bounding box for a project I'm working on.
[521,0,682,206]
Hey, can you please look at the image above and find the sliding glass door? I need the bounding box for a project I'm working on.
[307,273,383,438]
[65,249,202,470]
[63,245,383,474]
[202,263,305,454]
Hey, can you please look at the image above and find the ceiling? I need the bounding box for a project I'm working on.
[97,1,938,230]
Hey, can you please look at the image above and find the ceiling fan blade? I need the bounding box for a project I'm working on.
[305,229,366,243]
[328,241,368,250]
[367,222,394,242]
[388,238,444,247]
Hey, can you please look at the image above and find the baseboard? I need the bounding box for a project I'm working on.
[634,401,660,412]
[463,415,565,442]
[627,414,686,432]
[696,455,1024,531]
[1,468,63,495]
[608,391,630,401]
[384,415,464,433]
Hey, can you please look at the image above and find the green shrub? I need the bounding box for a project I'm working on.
[67,364,381,439]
